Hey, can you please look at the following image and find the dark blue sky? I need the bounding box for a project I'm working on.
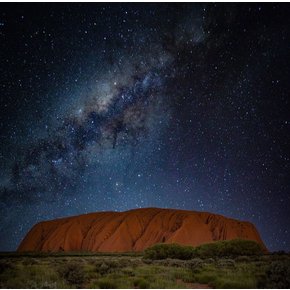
[0,3,289,251]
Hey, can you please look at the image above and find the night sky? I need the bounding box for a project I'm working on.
[0,3,289,252]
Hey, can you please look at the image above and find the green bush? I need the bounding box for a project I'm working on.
[204,258,215,264]
[22,258,39,266]
[121,268,135,276]
[117,258,131,267]
[97,262,111,275]
[57,262,85,285]
[217,258,236,268]
[94,260,122,275]
[133,278,150,288]
[258,260,290,288]
[143,243,195,260]
[195,271,218,285]
[144,239,263,260]
[194,239,264,258]
[97,278,118,288]
[194,264,257,288]
[185,258,204,271]
[169,259,187,267]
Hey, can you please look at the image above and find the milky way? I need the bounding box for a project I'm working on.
[0,3,290,251]
[9,65,169,200]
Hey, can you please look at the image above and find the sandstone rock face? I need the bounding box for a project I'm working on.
[17,208,266,252]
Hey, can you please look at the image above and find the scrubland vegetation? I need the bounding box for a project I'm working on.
[143,239,264,260]
[0,240,289,289]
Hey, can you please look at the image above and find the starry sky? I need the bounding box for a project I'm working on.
[0,3,289,252]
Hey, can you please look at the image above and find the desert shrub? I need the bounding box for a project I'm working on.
[0,261,13,274]
[259,255,274,263]
[235,255,252,262]
[254,261,266,268]
[117,258,130,267]
[142,259,153,264]
[184,258,203,271]
[111,259,121,266]
[97,262,110,275]
[204,258,215,264]
[127,258,142,267]
[217,258,236,268]
[268,253,290,262]
[103,260,120,268]
[195,271,218,285]
[216,278,255,289]
[194,264,257,288]
[38,281,58,289]
[154,258,185,267]
[272,250,286,255]
[57,262,85,285]
[194,239,264,258]
[94,259,128,275]
[97,278,118,288]
[121,267,135,276]
[93,259,105,267]
[1,263,63,289]
[143,243,195,260]
[133,278,150,288]
[168,258,186,267]
[96,260,123,274]
[258,260,290,288]
[22,258,39,266]
[144,240,263,260]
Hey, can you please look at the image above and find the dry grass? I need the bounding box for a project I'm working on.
[0,253,289,288]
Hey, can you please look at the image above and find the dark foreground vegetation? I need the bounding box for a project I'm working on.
[0,240,289,289]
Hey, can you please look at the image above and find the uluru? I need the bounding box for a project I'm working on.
[17,208,266,252]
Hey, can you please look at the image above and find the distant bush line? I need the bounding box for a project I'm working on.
[143,239,264,260]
